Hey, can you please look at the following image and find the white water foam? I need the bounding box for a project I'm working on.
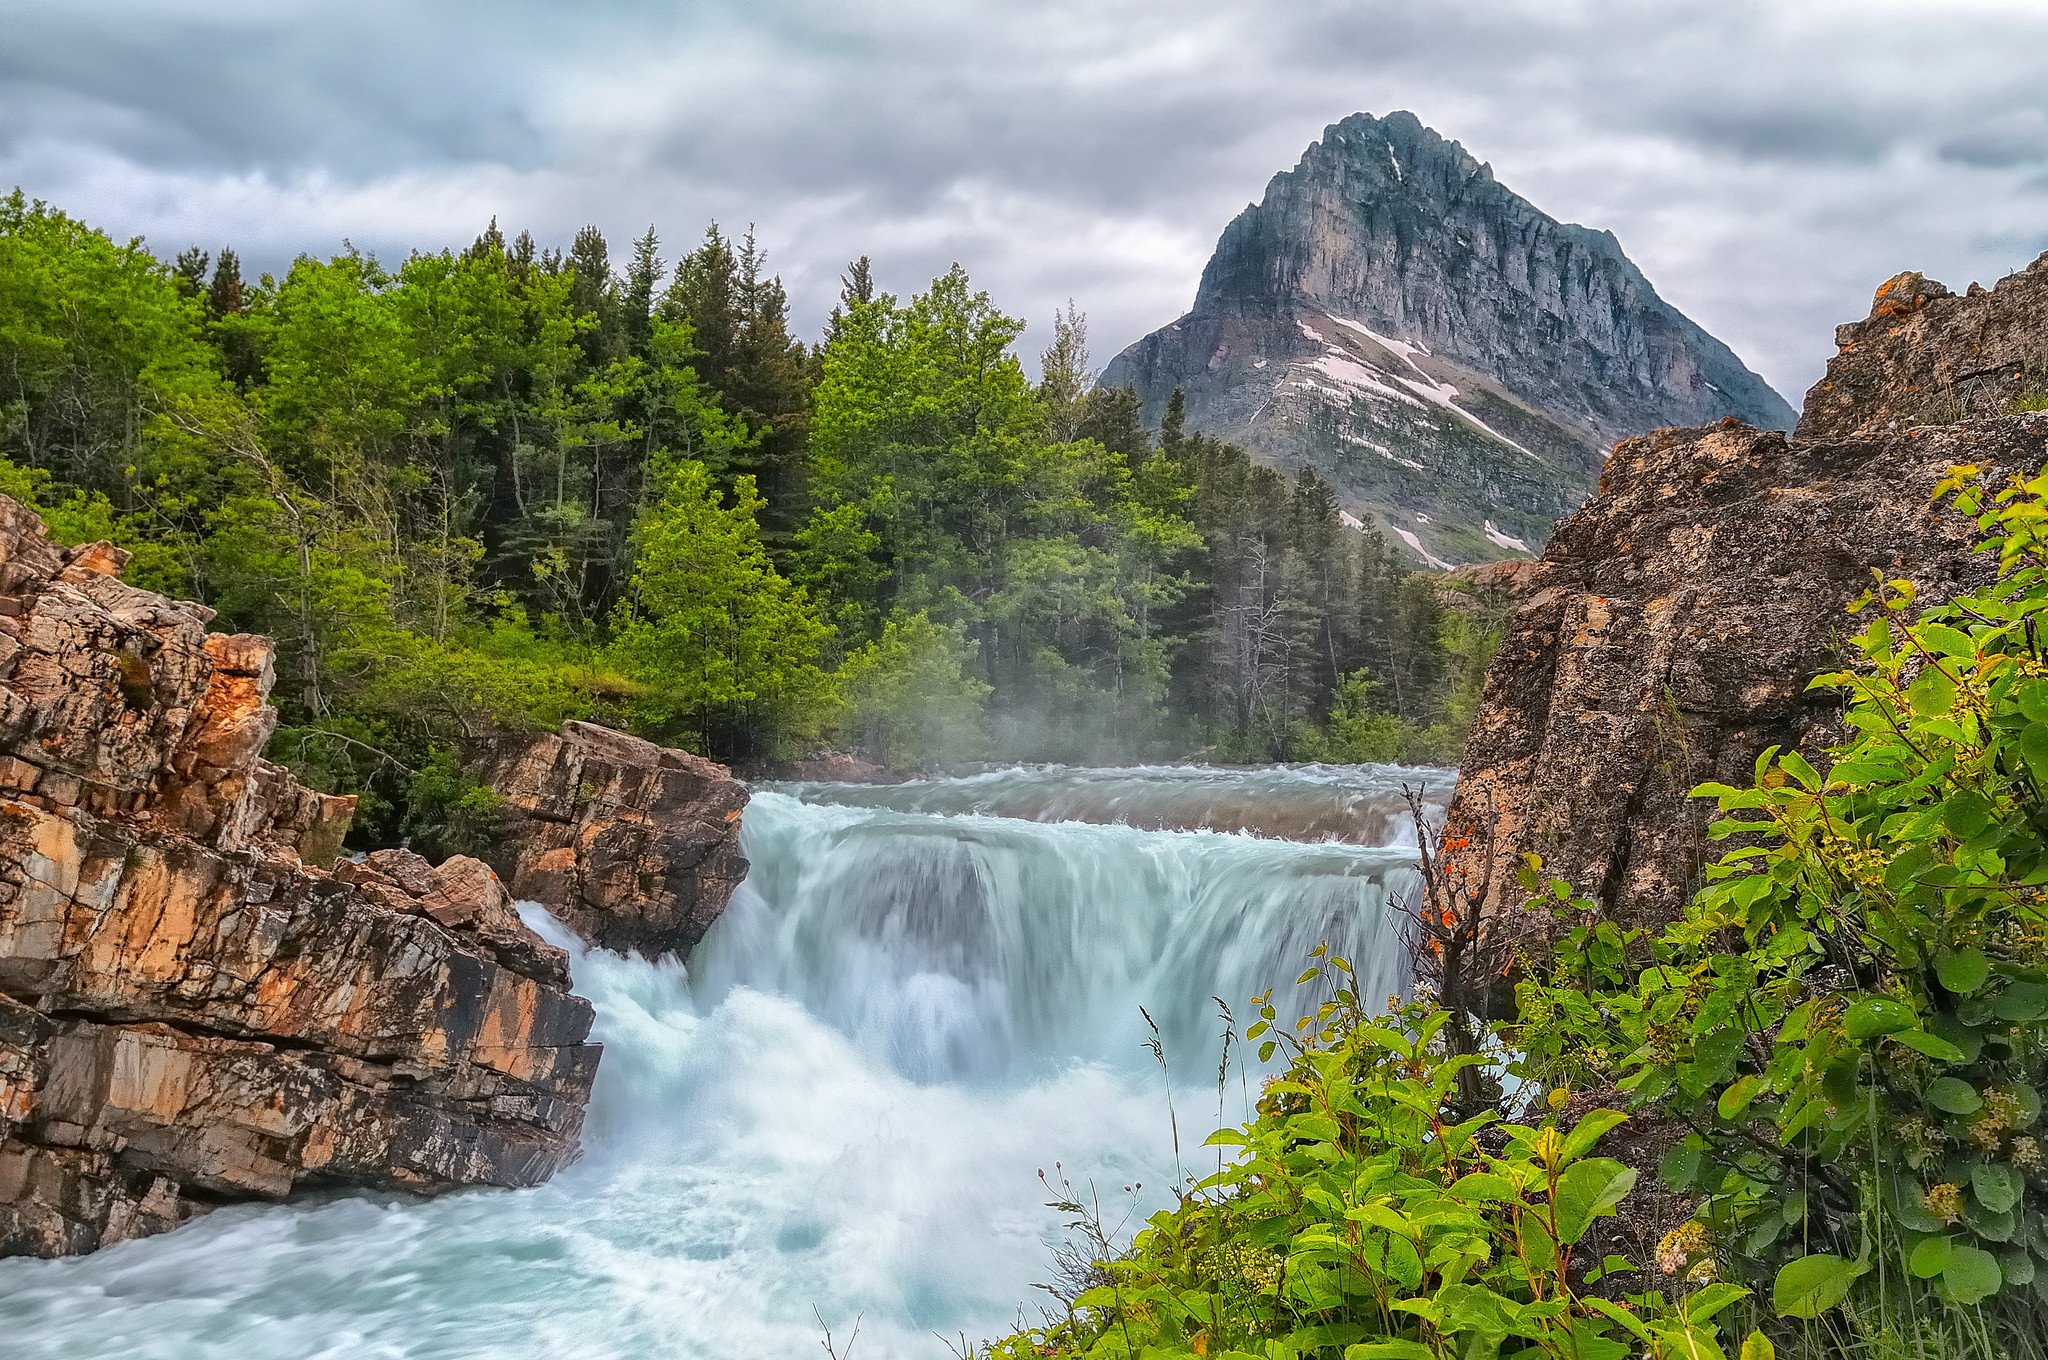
[0,768,1438,1359]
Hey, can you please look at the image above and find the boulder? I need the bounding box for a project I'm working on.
[0,498,599,1258]
[483,721,748,959]
[1444,255,2048,934]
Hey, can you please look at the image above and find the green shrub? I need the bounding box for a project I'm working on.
[1515,463,2048,1348]
[983,955,1751,1360]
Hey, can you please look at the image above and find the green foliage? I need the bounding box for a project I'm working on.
[985,959,1742,1360]
[1512,464,2048,1350]
[5,194,1503,813]
[831,611,990,769]
[609,457,833,755]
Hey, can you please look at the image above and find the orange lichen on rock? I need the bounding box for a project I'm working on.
[0,496,601,1259]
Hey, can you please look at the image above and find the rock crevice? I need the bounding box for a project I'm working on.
[0,496,601,1258]
[1447,254,2048,933]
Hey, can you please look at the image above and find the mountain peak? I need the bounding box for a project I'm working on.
[1104,111,1794,566]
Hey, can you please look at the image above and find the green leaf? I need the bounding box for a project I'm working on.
[1935,949,1992,995]
[1740,1329,1776,1360]
[1928,1077,1983,1114]
[1930,1012,1985,1062]
[1920,623,1977,657]
[1447,1173,1519,1203]
[1659,1145,1704,1191]
[1345,1346,1435,1360]
[1551,1160,1637,1244]
[1909,1235,1954,1279]
[1943,1244,2002,1305]
[1909,667,1958,716]
[2000,1247,2036,1287]
[1845,996,1918,1041]
[1891,1029,1966,1061]
[1718,1075,1764,1120]
[1943,791,1996,840]
[2019,722,2048,778]
[1558,1109,1628,1164]
[1994,981,2048,1023]
[1973,1162,2024,1213]
[1685,1282,1750,1322]
[1773,1253,1863,1317]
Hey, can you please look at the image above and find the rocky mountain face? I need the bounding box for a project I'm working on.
[0,500,747,1258]
[483,721,749,960]
[1101,111,1794,566]
[1442,253,2048,935]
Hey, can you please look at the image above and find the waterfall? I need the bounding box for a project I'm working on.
[0,765,1443,1359]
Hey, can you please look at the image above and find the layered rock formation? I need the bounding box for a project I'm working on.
[0,498,599,1257]
[1798,256,2048,440]
[1102,111,1794,567]
[1445,256,2048,933]
[483,721,748,960]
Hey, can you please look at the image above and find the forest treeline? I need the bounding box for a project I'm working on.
[0,191,1508,844]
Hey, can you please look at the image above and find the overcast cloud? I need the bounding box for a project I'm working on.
[4,0,2045,401]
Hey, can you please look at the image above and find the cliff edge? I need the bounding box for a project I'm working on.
[1444,252,2048,934]
[0,497,602,1257]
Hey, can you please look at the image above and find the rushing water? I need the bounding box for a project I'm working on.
[0,765,1442,1359]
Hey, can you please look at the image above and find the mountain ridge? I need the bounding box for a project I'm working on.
[1102,110,1795,565]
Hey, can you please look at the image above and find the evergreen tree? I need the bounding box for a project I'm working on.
[207,247,245,318]
[621,226,663,356]
[1038,301,1091,442]
[173,246,209,299]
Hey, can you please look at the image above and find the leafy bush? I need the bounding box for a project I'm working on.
[995,464,2048,1359]
[1515,464,2048,1346]
[984,956,1752,1360]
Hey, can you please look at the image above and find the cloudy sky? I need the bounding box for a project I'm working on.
[4,0,2045,401]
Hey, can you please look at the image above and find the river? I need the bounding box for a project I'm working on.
[0,763,1446,1359]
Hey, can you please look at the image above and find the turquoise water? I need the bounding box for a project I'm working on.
[0,767,1437,1358]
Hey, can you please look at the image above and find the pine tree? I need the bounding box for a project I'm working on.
[207,247,245,318]
[1038,301,1091,442]
[173,247,209,299]
[822,255,875,350]
[1160,387,1188,457]
[621,226,663,357]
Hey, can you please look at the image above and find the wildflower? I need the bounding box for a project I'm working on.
[1984,1089,2023,1126]
[1656,1223,1710,1274]
[1969,1118,2005,1152]
[1686,1259,1718,1284]
[1924,1183,1964,1226]
[2014,1136,2043,1171]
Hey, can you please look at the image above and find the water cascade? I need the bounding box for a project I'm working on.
[0,765,1443,1359]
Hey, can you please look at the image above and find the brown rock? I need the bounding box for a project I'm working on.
[0,494,599,1258]
[484,720,748,959]
[1798,252,2048,440]
[1445,262,2048,935]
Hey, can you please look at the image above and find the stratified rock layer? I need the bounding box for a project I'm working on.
[0,497,598,1258]
[1798,253,2048,440]
[484,721,748,960]
[1445,260,2048,933]
[1102,111,1794,565]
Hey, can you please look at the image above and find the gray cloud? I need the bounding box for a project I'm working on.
[2,0,2045,403]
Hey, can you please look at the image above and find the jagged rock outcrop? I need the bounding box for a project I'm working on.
[0,497,599,1257]
[1798,256,2048,440]
[1102,111,1794,567]
[483,721,748,960]
[1444,256,2048,933]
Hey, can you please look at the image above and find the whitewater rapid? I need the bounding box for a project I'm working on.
[0,764,1441,1359]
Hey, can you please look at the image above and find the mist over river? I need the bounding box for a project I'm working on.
[0,764,1445,1359]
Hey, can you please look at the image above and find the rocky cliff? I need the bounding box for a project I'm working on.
[1443,254,2048,935]
[483,721,748,960]
[1101,111,1794,567]
[0,499,601,1257]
